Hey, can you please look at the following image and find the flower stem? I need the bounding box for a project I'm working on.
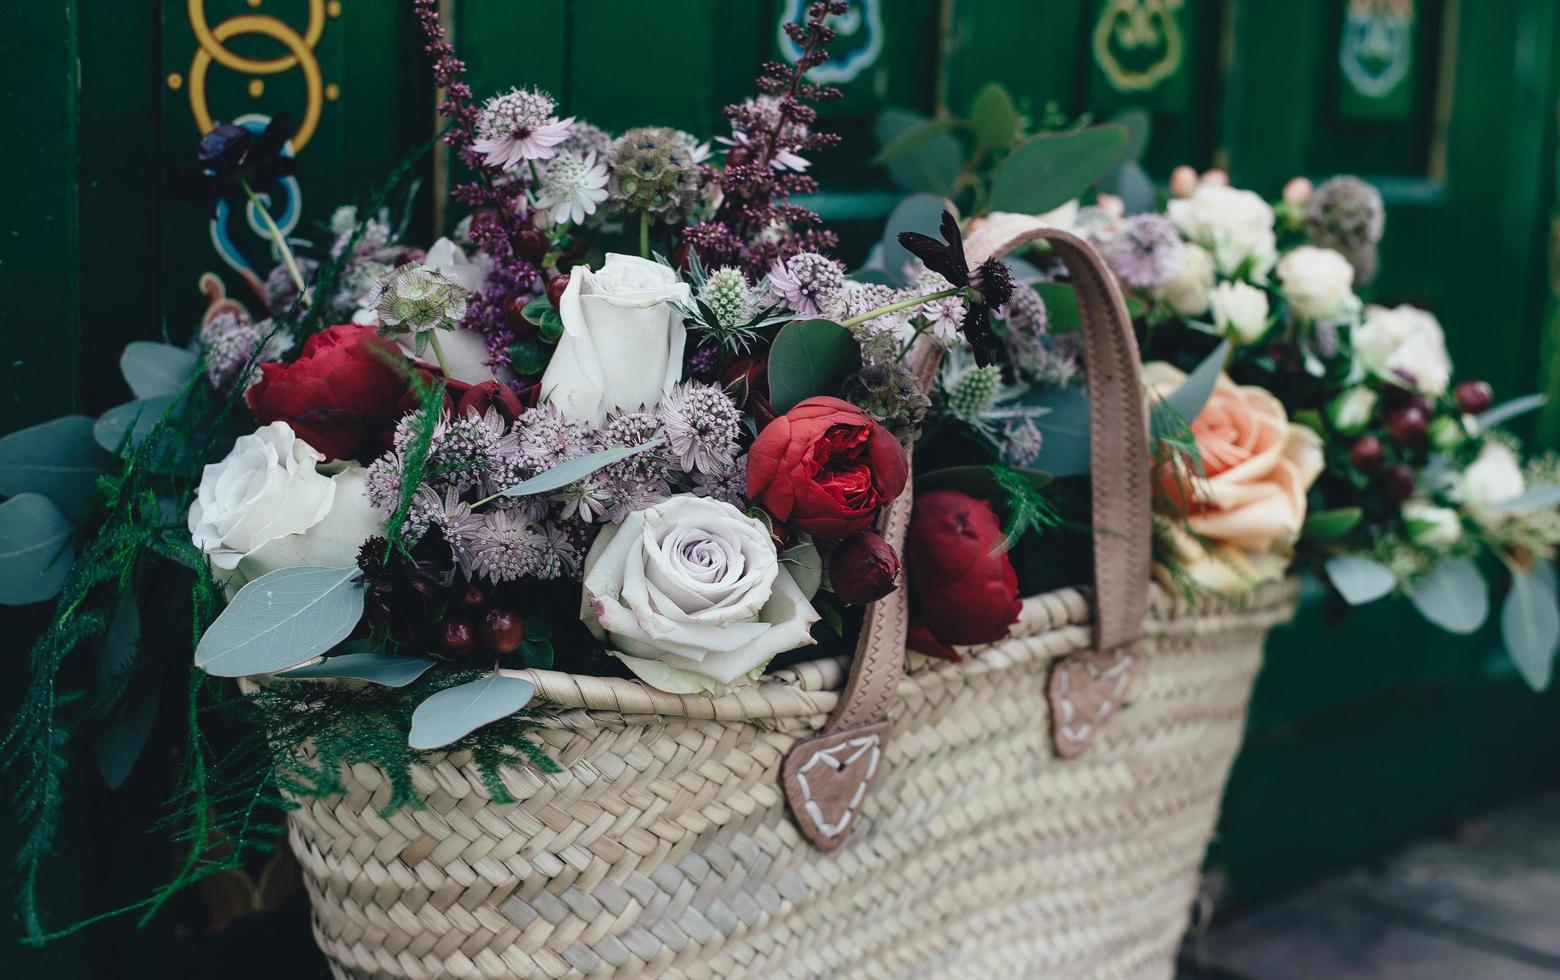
[639,212,650,259]
[840,287,962,329]
[426,329,453,378]
[241,178,310,304]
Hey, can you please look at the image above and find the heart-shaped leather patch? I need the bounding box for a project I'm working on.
[781,720,889,851]
[1049,646,1137,758]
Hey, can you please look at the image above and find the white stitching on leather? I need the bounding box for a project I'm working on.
[1055,653,1134,746]
[794,734,882,838]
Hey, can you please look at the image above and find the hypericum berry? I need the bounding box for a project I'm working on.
[481,607,526,654]
[1385,406,1428,447]
[1379,464,1417,503]
[1350,435,1385,472]
[670,240,692,272]
[1379,384,1415,411]
[439,618,479,659]
[515,227,547,263]
[502,294,536,337]
[456,583,489,610]
[546,274,571,309]
[1454,380,1494,415]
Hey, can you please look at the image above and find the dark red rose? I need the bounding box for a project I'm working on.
[747,396,909,538]
[905,490,1021,661]
[829,531,900,604]
[454,379,525,422]
[246,324,411,461]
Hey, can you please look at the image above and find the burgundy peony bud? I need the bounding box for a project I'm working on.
[455,379,525,422]
[1454,380,1494,415]
[546,274,571,310]
[456,583,489,609]
[515,227,548,263]
[1350,435,1385,472]
[1379,464,1417,503]
[829,532,901,604]
[1385,406,1428,447]
[719,356,768,406]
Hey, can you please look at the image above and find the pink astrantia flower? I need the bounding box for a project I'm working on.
[472,88,573,171]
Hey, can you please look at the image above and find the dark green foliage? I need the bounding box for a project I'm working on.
[382,378,445,560]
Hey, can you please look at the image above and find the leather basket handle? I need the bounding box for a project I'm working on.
[783,221,1152,849]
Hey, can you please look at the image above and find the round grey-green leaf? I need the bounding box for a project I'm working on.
[195,565,366,677]
[1408,557,1489,635]
[1325,555,1397,606]
[0,492,75,605]
[767,319,862,413]
[1501,570,1560,691]
[120,341,199,399]
[280,652,439,688]
[408,674,536,750]
[0,416,112,521]
[987,126,1130,216]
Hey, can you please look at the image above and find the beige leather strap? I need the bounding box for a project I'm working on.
[783,223,1151,848]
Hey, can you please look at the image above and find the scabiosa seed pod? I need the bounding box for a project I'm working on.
[375,263,469,334]
[947,365,1002,421]
[698,266,756,326]
[1304,175,1385,284]
[606,126,707,223]
[841,360,931,445]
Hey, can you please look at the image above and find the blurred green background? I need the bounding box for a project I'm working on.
[4,1,1559,975]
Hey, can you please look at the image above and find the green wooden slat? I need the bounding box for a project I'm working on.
[942,0,1087,118]
[456,0,568,100]
[569,0,715,134]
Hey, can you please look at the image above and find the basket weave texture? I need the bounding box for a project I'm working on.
[287,579,1297,980]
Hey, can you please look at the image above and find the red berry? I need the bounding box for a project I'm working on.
[546,274,571,310]
[1379,464,1417,503]
[1385,406,1428,447]
[480,607,526,654]
[515,227,547,263]
[439,619,479,659]
[1454,380,1494,415]
[456,583,488,610]
[502,294,538,339]
[1350,436,1385,472]
[725,146,751,167]
[670,240,692,272]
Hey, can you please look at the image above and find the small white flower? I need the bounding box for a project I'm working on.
[536,151,609,225]
[1328,386,1378,434]
[1157,242,1216,317]
[1168,184,1277,277]
[1354,304,1453,396]
[1403,500,1463,548]
[1209,280,1271,344]
[1277,245,1356,321]
[1459,441,1526,528]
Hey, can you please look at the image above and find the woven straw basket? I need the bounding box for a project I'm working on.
[282,226,1299,979]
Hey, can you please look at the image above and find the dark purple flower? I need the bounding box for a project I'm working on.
[186,113,298,207]
[897,210,1014,366]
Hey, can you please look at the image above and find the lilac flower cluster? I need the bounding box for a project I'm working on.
[365,381,747,584]
[682,2,848,278]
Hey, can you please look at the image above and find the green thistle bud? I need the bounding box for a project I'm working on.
[948,365,1002,421]
[698,267,755,326]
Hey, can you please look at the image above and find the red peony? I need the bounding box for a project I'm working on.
[905,490,1021,661]
[747,396,909,538]
[246,324,411,461]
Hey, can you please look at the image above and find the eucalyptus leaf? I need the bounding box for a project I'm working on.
[1408,557,1489,634]
[1325,555,1397,606]
[880,194,955,287]
[1489,485,1560,513]
[93,395,178,454]
[280,651,438,688]
[987,126,1130,216]
[767,319,862,413]
[0,493,75,605]
[407,673,536,750]
[195,566,366,677]
[1302,507,1364,543]
[497,440,662,499]
[1163,340,1231,424]
[0,415,111,521]
[1019,385,1093,478]
[120,341,199,399]
[873,117,960,165]
[1501,570,1560,691]
[1105,108,1152,167]
[94,688,159,790]
[509,338,550,376]
[874,109,961,196]
[1475,393,1546,433]
[969,83,1019,153]
[1109,160,1157,215]
[781,536,823,601]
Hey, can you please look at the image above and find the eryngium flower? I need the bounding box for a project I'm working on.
[375,262,469,334]
[697,266,757,326]
[606,126,707,222]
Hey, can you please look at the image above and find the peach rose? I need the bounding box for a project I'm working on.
[1145,363,1323,553]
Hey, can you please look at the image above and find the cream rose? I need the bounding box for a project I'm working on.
[1146,364,1324,553]
[188,423,385,589]
[1157,242,1215,316]
[1209,280,1271,344]
[1353,304,1452,396]
[1458,441,1526,528]
[541,253,690,424]
[1167,184,1276,277]
[1276,245,1355,321]
[581,495,819,693]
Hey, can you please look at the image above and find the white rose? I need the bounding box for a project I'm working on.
[1210,280,1271,344]
[1167,184,1276,277]
[581,495,820,693]
[1458,441,1526,527]
[1276,246,1355,321]
[1403,500,1463,548]
[541,253,690,424]
[424,236,490,294]
[1353,304,1453,396]
[188,423,385,589]
[1328,386,1378,434]
[1158,242,1215,316]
